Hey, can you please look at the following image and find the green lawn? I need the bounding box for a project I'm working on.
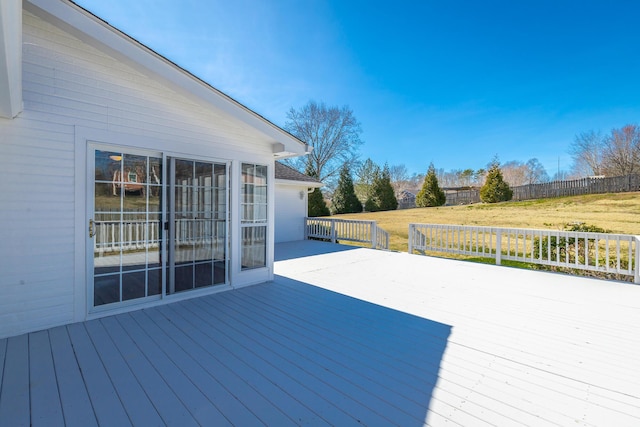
[331,192,640,252]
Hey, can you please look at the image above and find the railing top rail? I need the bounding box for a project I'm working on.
[409,223,637,239]
[305,217,377,224]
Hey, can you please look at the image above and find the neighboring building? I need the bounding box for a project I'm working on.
[397,190,416,209]
[274,162,323,243]
[0,0,310,338]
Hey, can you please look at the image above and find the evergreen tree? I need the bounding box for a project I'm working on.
[480,159,513,203]
[354,158,379,204]
[305,160,330,216]
[332,164,363,214]
[416,163,446,207]
[366,163,398,211]
[364,197,378,212]
[308,187,330,216]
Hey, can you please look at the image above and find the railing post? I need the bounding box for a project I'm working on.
[496,229,502,265]
[408,224,414,254]
[330,219,337,243]
[371,221,377,249]
[304,217,308,240]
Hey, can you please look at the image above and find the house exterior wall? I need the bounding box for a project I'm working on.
[0,10,280,338]
[275,183,308,243]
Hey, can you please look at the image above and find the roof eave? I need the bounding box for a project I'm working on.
[25,0,307,154]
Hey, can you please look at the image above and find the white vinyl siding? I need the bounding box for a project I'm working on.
[0,10,278,338]
[274,183,307,243]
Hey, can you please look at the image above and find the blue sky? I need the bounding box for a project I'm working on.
[75,0,640,177]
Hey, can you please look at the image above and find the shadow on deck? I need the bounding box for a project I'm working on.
[0,272,451,426]
[275,239,363,261]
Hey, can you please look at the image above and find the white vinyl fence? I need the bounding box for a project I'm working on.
[305,218,389,250]
[409,223,640,283]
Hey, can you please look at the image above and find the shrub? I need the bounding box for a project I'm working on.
[533,222,611,263]
[480,161,512,203]
[416,163,446,207]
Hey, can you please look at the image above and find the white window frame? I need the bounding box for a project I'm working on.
[240,163,268,270]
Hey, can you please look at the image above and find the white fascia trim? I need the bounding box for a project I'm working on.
[276,179,323,188]
[24,0,306,154]
[0,0,22,118]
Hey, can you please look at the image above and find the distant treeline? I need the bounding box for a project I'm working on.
[443,174,640,206]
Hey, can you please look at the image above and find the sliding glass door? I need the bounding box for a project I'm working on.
[89,146,228,310]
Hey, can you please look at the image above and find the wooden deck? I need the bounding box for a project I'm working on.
[2,241,640,426]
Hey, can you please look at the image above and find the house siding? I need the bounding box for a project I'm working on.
[274,183,307,243]
[0,10,278,338]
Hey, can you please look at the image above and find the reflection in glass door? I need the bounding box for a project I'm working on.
[168,158,227,294]
[92,149,163,307]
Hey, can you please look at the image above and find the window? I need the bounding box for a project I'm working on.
[241,163,267,269]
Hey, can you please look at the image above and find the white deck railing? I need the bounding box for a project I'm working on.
[305,217,389,250]
[409,223,640,284]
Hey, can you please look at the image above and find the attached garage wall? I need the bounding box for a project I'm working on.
[275,183,307,243]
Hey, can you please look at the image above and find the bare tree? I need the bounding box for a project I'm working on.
[569,130,605,177]
[501,160,528,186]
[388,163,409,195]
[460,169,474,187]
[284,101,363,186]
[473,168,486,186]
[602,124,640,176]
[525,158,549,184]
[354,158,379,202]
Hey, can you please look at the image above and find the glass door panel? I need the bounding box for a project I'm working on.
[168,158,227,294]
[92,148,163,307]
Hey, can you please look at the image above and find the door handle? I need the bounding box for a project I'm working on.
[89,219,96,238]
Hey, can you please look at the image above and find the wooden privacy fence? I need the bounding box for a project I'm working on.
[305,217,389,250]
[511,174,640,201]
[443,174,640,205]
[408,223,640,283]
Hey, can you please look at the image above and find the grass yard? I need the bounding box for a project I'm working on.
[332,192,640,252]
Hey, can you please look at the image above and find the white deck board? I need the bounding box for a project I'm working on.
[48,326,98,427]
[66,323,132,427]
[111,313,232,426]
[0,335,30,427]
[217,288,448,425]
[186,298,356,426]
[83,320,166,426]
[28,330,65,427]
[128,309,264,426]
[99,315,205,426]
[198,292,429,426]
[161,302,329,426]
[1,240,639,426]
[151,304,297,427]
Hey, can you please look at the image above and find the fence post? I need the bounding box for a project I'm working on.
[408,224,414,254]
[635,236,640,285]
[304,217,308,240]
[495,229,502,265]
